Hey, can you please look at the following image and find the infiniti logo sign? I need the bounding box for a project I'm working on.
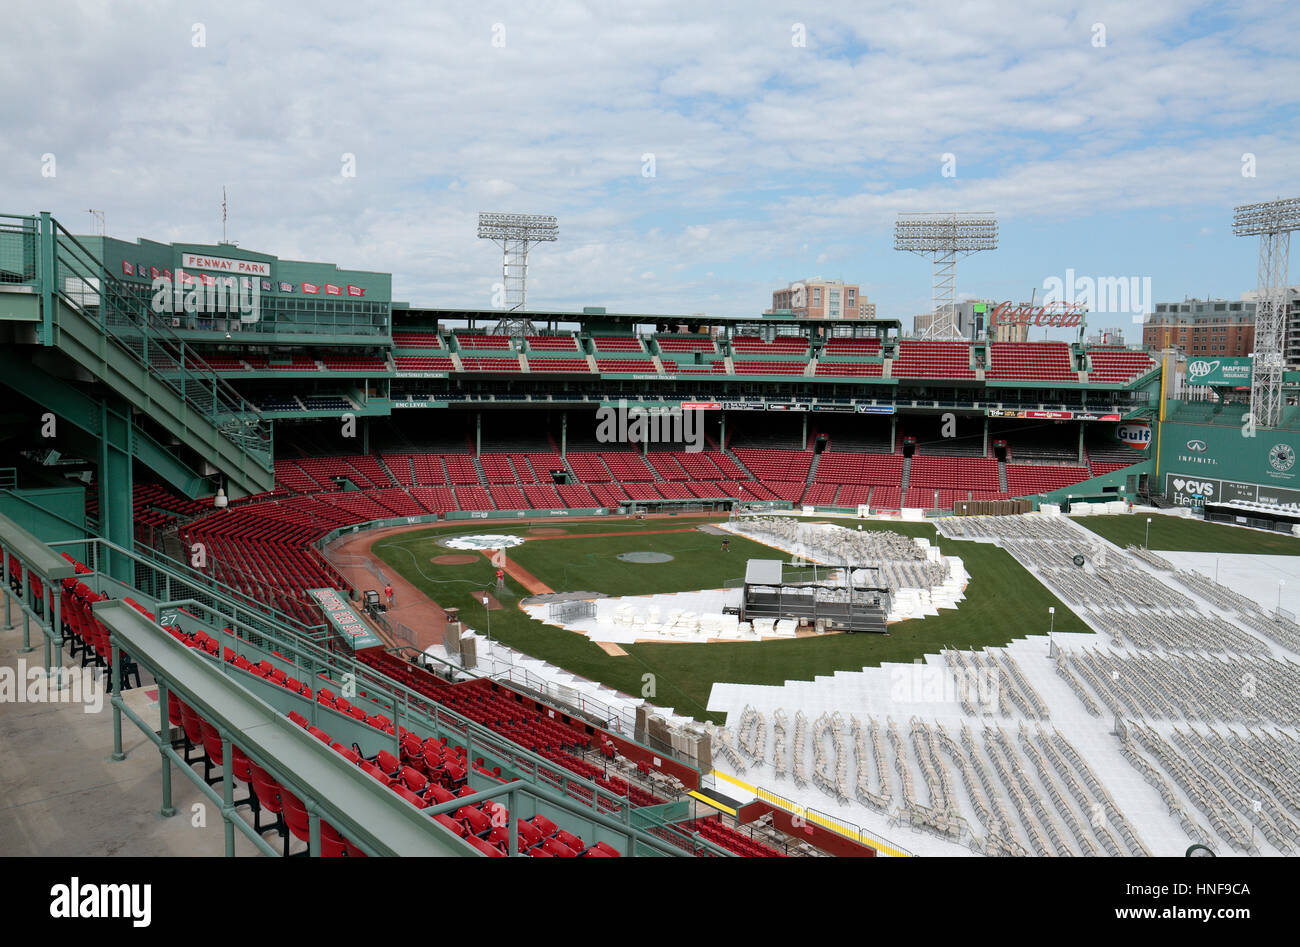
[1186,440,1207,453]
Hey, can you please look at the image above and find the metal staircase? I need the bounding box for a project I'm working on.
[0,213,274,498]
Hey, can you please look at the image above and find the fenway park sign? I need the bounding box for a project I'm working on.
[988,300,1085,329]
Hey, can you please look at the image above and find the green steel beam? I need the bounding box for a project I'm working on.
[0,348,210,498]
[50,297,272,497]
[97,402,133,583]
[38,211,54,346]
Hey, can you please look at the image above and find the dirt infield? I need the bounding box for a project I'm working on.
[324,512,728,652]
[430,554,479,565]
[479,549,554,595]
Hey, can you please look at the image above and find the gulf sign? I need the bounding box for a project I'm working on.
[987,300,1085,329]
[1116,422,1152,449]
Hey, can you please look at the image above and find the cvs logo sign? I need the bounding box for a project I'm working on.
[1172,477,1215,496]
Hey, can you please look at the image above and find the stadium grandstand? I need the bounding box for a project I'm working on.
[11,209,1300,864]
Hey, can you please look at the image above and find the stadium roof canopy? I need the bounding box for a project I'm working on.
[392,305,903,332]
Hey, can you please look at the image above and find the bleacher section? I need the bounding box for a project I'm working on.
[321,355,388,373]
[656,336,717,354]
[813,360,884,377]
[591,335,645,353]
[392,331,444,348]
[460,356,523,372]
[1005,463,1092,495]
[454,333,512,350]
[890,341,975,379]
[730,335,809,356]
[1086,347,1156,384]
[528,357,592,373]
[985,342,1076,383]
[821,337,882,356]
[595,358,657,373]
[394,356,455,372]
[908,456,1000,492]
[813,451,903,487]
[732,360,807,375]
[525,334,579,351]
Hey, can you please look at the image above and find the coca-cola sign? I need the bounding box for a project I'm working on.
[988,300,1085,328]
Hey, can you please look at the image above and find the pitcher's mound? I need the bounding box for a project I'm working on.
[431,554,479,565]
[528,527,567,536]
[617,551,674,563]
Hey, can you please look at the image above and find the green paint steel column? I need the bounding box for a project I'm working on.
[51,595,62,677]
[507,786,518,856]
[38,212,55,348]
[561,412,566,458]
[1078,425,1085,466]
[110,629,125,761]
[98,401,134,583]
[20,581,32,653]
[158,682,176,817]
[2,555,11,631]
[983,416,989,457]
[222,735,235,856]
[308,808,321,857]
[476,412,481,458]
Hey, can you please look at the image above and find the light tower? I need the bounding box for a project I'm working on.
[895,212,998,339]
[477,212,559,336]
[1233,197,1300,429]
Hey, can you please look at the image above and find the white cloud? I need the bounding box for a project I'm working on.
[1,0,1297,317]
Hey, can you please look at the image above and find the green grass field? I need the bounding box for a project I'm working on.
[372,516,1089,724]
[1072,515,1300,555]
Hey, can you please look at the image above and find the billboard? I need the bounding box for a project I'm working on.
[1165,473,1300,512]
[1158,421,1300,487]
[1116,421,1153,449]
[1187,356,1252,388]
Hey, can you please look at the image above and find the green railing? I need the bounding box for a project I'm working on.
[1,213,273,473]
[0,215,37,283]
[52,536,328,645]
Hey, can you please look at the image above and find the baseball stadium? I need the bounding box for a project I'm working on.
[2,209,1299,859]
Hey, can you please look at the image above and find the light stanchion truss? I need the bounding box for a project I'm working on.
[894,212,998,340]
[1234,197,1300,429]
[477,212,559,337]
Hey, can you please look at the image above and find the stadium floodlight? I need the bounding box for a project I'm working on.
[1233,197,1300,429]
[477,212,559,337]
[895,212,998,340]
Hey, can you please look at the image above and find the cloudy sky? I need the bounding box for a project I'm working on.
[4,1,1299,334]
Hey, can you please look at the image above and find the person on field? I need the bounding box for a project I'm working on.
[384,583,394,609]
[496,568,505,590]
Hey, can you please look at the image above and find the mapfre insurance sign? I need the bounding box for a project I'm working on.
[180,252,271,277]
